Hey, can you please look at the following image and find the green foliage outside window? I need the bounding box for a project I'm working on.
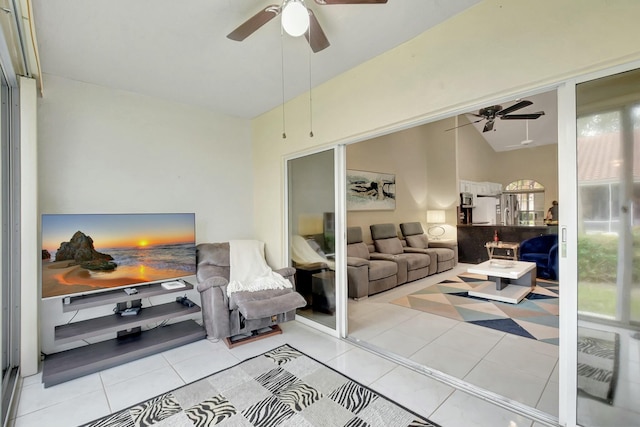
[577,227,640,318]
[577,228,640,283]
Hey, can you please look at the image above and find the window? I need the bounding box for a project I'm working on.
[504,179,545,225]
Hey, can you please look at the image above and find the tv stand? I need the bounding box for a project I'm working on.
[42,281,206,388]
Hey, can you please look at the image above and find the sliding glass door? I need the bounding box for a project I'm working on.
[287,149,337,331]
[575,67,640,426]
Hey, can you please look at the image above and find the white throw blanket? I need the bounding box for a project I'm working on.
[226,240,293,296]
[291,235,335,270]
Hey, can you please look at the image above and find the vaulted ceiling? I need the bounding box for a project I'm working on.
[31,0,481,119]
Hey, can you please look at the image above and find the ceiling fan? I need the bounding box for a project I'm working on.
[227,0,388,53]
[446,100,545,133]
[505,120,536,149]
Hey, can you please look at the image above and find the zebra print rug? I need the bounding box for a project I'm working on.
[577,327,620,404]
[82,344,439,427]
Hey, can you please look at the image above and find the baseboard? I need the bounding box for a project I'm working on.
[223,325,282,348]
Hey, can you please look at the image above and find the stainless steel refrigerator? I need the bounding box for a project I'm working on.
[501,193,519,225]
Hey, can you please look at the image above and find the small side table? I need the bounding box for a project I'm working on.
[311,270,335,315]
[294,263,328,307]
[485,241,520,260]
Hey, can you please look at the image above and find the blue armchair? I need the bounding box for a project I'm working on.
[519,234,559,280]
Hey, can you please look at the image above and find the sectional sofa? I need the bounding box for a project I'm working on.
[346,223,458,299]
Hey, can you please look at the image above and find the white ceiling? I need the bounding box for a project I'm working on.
[31,0,481,119]
[463,89,558,152]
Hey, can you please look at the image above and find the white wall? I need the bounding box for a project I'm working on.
[36,74,254,354]
[346,127,428,242]
[345,122,455,243]
[38,75,253,241]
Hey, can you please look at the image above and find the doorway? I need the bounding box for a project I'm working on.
[344,89,560,421]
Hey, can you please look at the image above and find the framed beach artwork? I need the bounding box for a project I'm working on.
[346,169,396,211]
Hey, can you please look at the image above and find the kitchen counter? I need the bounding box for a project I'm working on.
[457,225,557,264]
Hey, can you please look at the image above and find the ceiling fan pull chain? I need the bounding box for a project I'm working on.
[281,30,287,139]
[308,26,314,138]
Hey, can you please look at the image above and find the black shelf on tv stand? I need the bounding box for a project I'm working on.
[62,280,194,312]
[42,280,206,388]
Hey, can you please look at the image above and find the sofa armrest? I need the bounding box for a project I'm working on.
[275,266,296,279]
[198,283,231,339]
[403,247,429,254]
[275,266,297,289]
[370,252,397,262]
[428,240,457,250]
[428,240,459,265]
[347,264,369,299]
[548,243,559,281]
[347,256,370,268]
[196,276,228,292]
[294,262,329,271]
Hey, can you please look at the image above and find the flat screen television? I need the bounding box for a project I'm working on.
[41,213,196,299]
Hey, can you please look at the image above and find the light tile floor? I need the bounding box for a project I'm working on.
[348,265,640,427]
[15,265,637,427]
[10,320,544,427]
[348,264,560,420]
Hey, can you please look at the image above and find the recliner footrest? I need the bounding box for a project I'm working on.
[236,292,306,320]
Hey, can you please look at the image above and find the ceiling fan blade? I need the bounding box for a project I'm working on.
[444,118,483,132]
[483,120,495,132]
[497,100,533,116]
[501,111,546,120]
[305,9,330,52]
[506,140,535,148]
[227,5,280,41]
[314,0,387,4]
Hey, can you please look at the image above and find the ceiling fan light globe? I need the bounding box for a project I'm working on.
[282,1,310,37]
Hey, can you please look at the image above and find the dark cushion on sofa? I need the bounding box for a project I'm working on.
[399,222,423,237]
[403,253,430,270]
[406,234,429,249]
[370,223,398,240]
[348,241,370,260]
[369,260,398,281]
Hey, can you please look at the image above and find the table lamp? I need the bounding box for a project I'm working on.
[426,210,446,239]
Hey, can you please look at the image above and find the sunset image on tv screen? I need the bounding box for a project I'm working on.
[41,213,196,299]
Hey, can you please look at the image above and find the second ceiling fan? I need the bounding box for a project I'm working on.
[453,100,545,133]
[227,0,388,53]
[475,101,545,133]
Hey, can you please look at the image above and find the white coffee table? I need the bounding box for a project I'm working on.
[467,260,537,304]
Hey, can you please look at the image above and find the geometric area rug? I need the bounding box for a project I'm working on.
[390,273,560,345]
[82,344,440,427]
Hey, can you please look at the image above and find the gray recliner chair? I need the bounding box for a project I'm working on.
[196,242,306,345]
[400,222,458,273]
